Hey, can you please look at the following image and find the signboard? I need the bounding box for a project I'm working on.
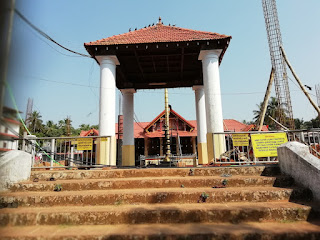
[251,133,288,157]
[232,134,249,146]
[77,138,93,151]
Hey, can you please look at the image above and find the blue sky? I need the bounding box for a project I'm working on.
[5,0,320,128]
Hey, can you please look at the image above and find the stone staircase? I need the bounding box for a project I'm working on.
[0,165,319,239]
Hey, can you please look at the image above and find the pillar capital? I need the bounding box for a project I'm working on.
[198,49,222,61]
[120,88,136,94]
[192,85,204,91]
[96,55,120,66]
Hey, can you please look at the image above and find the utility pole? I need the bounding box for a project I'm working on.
[164,88,171,162]
[66,116,71,136]
[0,0,15,119]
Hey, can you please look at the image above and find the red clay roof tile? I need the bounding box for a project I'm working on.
[85,24,231,46]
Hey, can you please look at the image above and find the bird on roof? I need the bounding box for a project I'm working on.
[135,28,137,30]
[152,23,154,26]
[129,28,131,32]
[148,24,150,27]
[305,85,312,91]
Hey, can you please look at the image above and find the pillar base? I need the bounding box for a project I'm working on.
[122,145,135,166]
[214,134,226,160]
[207,133,226,162]
[207,133,214,162]
[197,142,208,165]
[96,136,116,166]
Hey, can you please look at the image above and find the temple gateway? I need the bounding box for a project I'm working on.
[84,18,232,166]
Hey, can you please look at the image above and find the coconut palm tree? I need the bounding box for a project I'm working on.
[27,111,43,133]
[44,120,60,137]
[253,97,287,130]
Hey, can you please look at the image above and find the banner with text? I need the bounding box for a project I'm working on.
[232,134,249,146]
[251,133,288,157]
[77,138,93,151]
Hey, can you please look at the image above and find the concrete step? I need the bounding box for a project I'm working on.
[0,202,311,226]
[29,165,281,181]
[0,186,311,207]
[1,222,320,239]
[9,175,294,192]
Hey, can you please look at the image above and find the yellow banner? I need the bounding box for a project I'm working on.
[77,138,93,151]
[251,133,288,157]
[232,134,249,146]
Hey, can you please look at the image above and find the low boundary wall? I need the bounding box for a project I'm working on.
[0,150,32,191]
[278,141,320,201]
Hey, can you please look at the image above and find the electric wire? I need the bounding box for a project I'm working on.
[14,9,92,58]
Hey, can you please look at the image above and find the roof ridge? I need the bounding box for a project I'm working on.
[85,24,231,46]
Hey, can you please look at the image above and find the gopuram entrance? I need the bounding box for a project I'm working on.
[84,18,231,166]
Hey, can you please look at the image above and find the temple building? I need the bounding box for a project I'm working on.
[84,17,255,166]
[80,108,268,164]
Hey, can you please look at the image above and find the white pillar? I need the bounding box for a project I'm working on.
[96,55,119,166]
[199,50,226,161]
[193,85,208,164]
[121,88,136,166]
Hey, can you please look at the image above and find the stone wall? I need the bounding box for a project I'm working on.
[0,150,32,191]
[278,141,320,201]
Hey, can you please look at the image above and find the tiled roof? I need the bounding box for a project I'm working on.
[223,119,248,132]
[78,115,267,139]
[85,23,231,46]
[3,118,21,125]
[144,109,195,133]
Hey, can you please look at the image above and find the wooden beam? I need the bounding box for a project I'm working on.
[151,56,157,73]
[180,47,185,80]
[134,50,145,80]
[280,46,320,118]
[258,68,274,131]
[166,56,170,73]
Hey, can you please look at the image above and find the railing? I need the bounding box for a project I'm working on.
[2,129,319,168]
[7,135,112,169]
[212,129,320,165]
[139,154,197,167]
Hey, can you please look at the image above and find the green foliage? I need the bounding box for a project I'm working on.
[21,111,99,138]
[54,184,62,192]
[27,111,43,134]
[199,192,209,202]
[253,97,288,130]
[222,179,228,186]
[294,117,320,129]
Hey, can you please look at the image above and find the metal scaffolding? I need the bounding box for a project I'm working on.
[262,0,295,129]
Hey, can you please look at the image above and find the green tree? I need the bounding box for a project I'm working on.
[79,124,91,131]
[304,117,320,129]
[253,97,286,130]
[294,118,305,130]
[44,120,60,137]
[27,111,43,134]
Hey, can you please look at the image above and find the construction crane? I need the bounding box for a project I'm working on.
[262,0,295,129]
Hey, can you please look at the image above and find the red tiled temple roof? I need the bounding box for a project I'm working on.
[85,23,231,46]
[80,119,266,139]
[144,109,195,133]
